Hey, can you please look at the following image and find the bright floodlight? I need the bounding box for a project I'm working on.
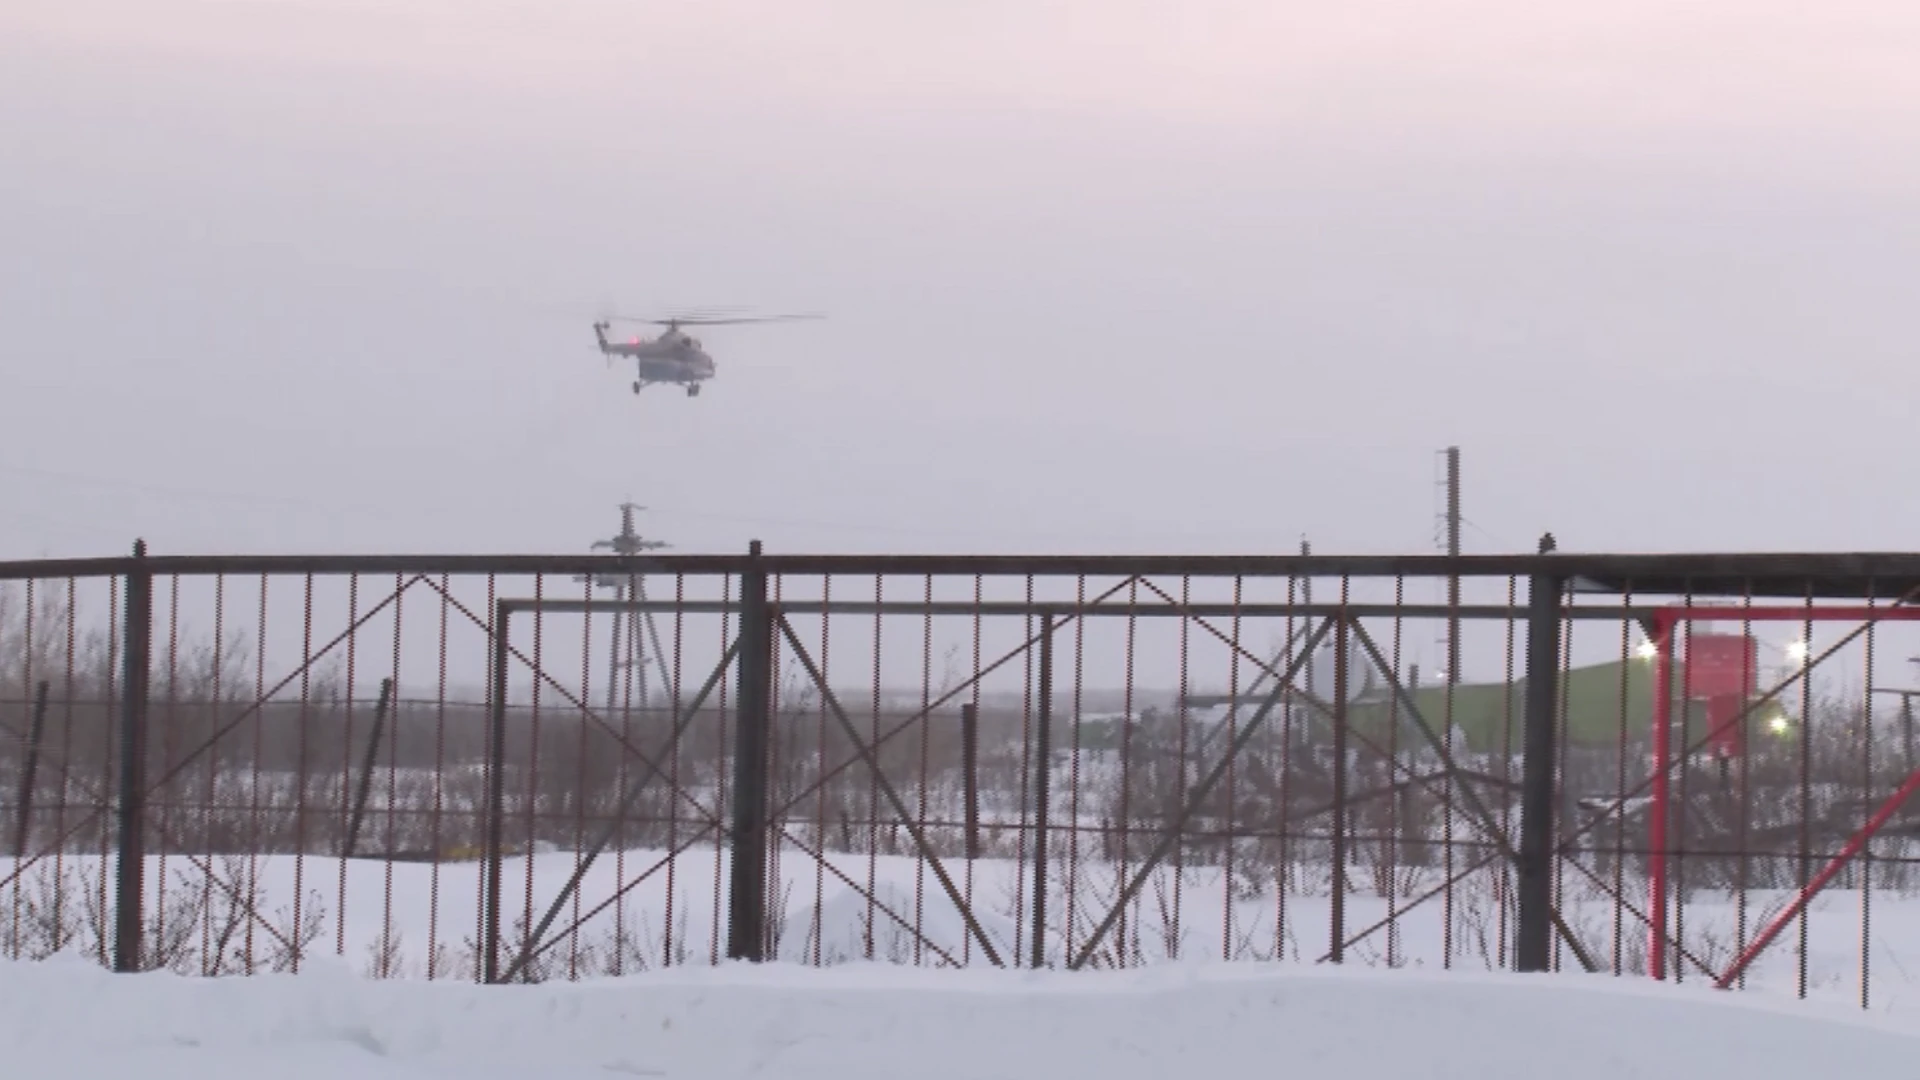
[1769,714,1791,735]
[1635,639,1660,661]
[1784,639,1810,665]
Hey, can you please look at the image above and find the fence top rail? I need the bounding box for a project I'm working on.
[3,549,1920,598]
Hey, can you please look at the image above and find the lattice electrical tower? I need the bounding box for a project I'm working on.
[575,502,673,714]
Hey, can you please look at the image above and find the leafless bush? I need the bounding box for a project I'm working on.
[445,896,699,984]
[7,854,326,975]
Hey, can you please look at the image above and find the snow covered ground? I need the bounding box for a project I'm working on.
[11,844,1920,1005]
[5,954,1920,1079]
[9,846,1920,1076]
[13,839,1920,1078]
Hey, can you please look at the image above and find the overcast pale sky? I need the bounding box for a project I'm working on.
[5,1,1919,563]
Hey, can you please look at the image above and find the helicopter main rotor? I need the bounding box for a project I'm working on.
[605,311,822,329]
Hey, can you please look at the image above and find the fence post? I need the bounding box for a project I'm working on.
[1030,611,1055,969]
[114,538,153,974]
[482,604,511,984]
[726,540,774,962]
[1516,532,1563,972]
[342,677,395,860]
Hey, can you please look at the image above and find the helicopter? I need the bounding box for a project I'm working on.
[591,311,819,397]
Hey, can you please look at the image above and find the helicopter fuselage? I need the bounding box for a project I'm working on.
[632,352,716,383]
[594,323,716,396]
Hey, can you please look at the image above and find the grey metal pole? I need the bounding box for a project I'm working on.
[1030,612,1055,969]
[1446,447,1462,691]
[726,541,774,961]
[482,605,511,983]
[342,678,395,860]
[113,539,153,974]
[1516,532,1563,972]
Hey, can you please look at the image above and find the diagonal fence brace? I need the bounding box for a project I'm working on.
[772,823,966,970]
[1581,591,1920,845]
[1124,578,1598,972]
[774,613,1006,968]
[1714,764,1920,990]
[763,575,1145,825]
[426,577,722,830]
[1070,615,1336,971]
[508,826,719,975]
[1343,617,1598,974]
[500,635,742,983]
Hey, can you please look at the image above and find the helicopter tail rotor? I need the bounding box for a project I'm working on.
[591,320,613,364]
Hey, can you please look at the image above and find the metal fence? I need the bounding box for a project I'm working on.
[5,545,1920,1007]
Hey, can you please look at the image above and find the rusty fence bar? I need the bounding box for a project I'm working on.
[2,544,1919,1010]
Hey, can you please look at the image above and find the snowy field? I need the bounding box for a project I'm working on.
[5,954,1920,1078]
[10,843,1920,1007]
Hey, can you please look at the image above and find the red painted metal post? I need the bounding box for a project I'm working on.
[1647,614,1675,981]
[1714,764,1920,990]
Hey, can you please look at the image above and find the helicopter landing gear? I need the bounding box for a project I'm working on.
[686,383,701,397]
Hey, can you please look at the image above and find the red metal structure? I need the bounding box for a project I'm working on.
[1644,604,1920,983]
[1686,632,1758,758]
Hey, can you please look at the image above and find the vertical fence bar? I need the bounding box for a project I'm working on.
[1516,535,1564,972]
[810,574,831,967]
[12,681,50,861]
[914,573,934,965]
[1030,610,1055,970]
[1329,609,1348,965]
[1860,598,1877,1011]
[482,603,511,984]
[863,573,881,962]
[762,571,785,965]
[113,539,153,974]
[727,541,773,962]
[519,577,543,976]
[966,574,983,961]
[428,576,450,979]
[1065,578,1086,963]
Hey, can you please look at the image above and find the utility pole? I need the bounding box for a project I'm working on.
[1301,536,1314,747]
[1435,446,1462,687]
[576,503,670,715]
